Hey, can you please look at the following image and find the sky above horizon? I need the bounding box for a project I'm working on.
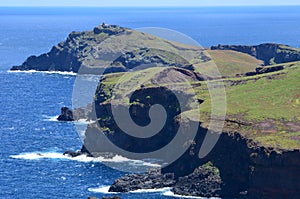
[1,0,300,7]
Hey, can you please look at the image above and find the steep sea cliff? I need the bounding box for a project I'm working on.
[81,64,300,199]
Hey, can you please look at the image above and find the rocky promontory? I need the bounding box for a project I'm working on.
[11,24,210,74]
[11,25,127,73]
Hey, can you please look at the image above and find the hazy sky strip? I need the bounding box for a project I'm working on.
[1,0,300,7]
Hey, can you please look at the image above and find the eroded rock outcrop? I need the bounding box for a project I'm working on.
[109,169,176,192]
[57,104,95,122]
[172,162,222,197]
[108,163,223,198]
[57,107,74,121]
[211,43,300,65]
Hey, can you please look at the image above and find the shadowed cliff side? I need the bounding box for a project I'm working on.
[84,87,300,198]
[80,63,300,199]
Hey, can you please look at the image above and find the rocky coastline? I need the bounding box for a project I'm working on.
[65,108,300,198]
[70,78,300,198]
[15,24,299,198]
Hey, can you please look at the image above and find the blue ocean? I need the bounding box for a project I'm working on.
[1,6,300,199]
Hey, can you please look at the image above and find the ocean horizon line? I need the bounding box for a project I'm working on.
[1,5,300,8]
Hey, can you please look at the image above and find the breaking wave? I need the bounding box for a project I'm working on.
[88,186,218,199]
[10,151,161,167]
[8,70,77,76]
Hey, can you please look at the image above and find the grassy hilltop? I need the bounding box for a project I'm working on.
[96,60,300,151]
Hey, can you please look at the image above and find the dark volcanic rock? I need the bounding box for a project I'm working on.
[57,104,95,122]
[211,43,300,65]
[106,123,300,199]
[162,128,300,199]
[245,64,286,76]
[247,149,300,199]
[108,163,222,197]
[63,146,93,158]
[109,169,176,192]
[57,107,74,121]
[63,150,84,157]
[172,163,222,197]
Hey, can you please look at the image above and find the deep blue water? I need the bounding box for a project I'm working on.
[1,6,300,199]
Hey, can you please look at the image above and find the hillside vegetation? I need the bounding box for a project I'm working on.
[206,50,263,76]
[96,61,300,151]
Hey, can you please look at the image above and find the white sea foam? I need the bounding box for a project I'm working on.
[88,184,221,198]
[127,160,161,168]
[163,190,220,199]
[10,151,161,168]
[74,119,94,124]
[140,161,161,167]
[10,152,66,160]
[8,70,76,76]
[10,152,127,162]
[72,154,134,163]
[88,186,171,194]
[11,152,214,198]
[42,115,94,124]
[130,187,171,193]
[44,71,76,76]
[88,186,111,194]
[43,115,59,122]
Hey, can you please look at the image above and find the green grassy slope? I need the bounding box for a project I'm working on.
[206,50,263,76]
[95,61,300,151]
[197,62,300,150]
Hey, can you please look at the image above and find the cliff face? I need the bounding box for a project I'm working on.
[86,88,300,199]
[211,43,300,65]
[163,124,300,199]
[248,149,300,199]
[84,84,300,198]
